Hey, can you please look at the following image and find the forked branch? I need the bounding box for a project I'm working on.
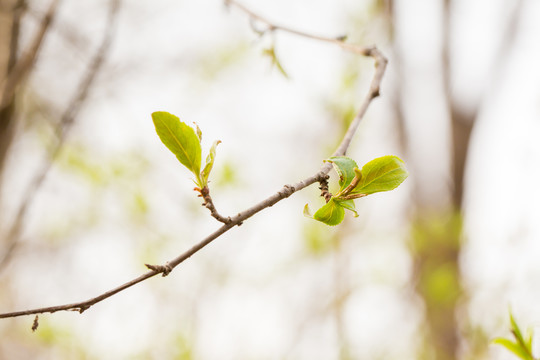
[199,186,232,224]
[0,0,387,321]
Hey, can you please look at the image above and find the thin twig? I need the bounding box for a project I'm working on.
[0,0,387,319]
[224,0,388,156]
[0,0,121,271]
[199,186,232,224]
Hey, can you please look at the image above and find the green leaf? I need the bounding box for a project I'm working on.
[152,111,202,182]
[308,155,407,227]
[201,140,221,187]
[351,155,408,195]
[526,330,534,353]
[327,156,359,191]
[194,122,203,142]
[303,204,313,218]
[337,199,358,217]
[510,312,527,348]
[493,311,536,360]
[313,198,345,226]
[493,338,533,360]
[262,47,289,79]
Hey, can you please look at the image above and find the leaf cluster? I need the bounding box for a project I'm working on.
[152,111,220,190]
[305,155,408,226]
[493,311,537,360]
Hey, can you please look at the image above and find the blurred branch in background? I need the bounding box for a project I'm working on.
[0,0,58,207]
[0,0,121,271]
[0,0,388,321]
[0,0,53,191]
[0,0,59,111]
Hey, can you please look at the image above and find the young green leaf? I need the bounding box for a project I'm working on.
[327,156,359,191]
[152,111,202,182]
[350,155,408,195]
[493,310,536,360]
[194,122,203,142]
[526,332,534,354]
[201,140,221,187]
[336,199,359,217]
[303,204,313,218]
[313,198,345,226]
[510,312,528,350]
[492,338,533,360]
[262,46,289,79]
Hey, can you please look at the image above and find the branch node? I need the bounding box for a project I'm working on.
[249,18,269,36]
[279,184,295,198]
[145,263,173,277]
[362,45,375,57]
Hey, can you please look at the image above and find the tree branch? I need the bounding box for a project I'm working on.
[226,0,388,157]
[0,0,387,320]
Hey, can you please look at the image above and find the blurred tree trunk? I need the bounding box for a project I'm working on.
[387,0,474,358]
[389,0,523,356]
[413,2,475,358]
[410,110,473,360]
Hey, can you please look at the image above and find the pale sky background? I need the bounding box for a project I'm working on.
[1,0,540,359]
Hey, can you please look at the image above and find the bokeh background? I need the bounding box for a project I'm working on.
[1,0,540,359]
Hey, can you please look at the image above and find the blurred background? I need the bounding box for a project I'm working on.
[1,0,540,359]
